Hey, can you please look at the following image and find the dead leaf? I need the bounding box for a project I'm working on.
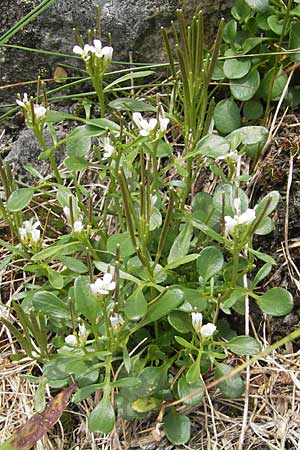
[0,384,76,450]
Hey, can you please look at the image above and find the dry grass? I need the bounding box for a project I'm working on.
[1,346,300,449]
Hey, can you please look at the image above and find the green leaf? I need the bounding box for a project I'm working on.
[223,58,251,80]
[243,99,264,120]
[197,246,224,281]
[47,269,64,290]
[192,192,218,225]
[186,360,200,384]
[32,242,83,261]
[64,157,89,171]
[230,68,260,101]
[107,232,135,258]
[195,134,230,159]
[58,256,88,274]
[66,135,91,157]
[131,397,161,412]
[33,376,47,414]
[223,19,237,45]
[168,311,192,333]
[180,287,208,311]
[74,276,101,322]
[7,188,34,212]
[213,183,249,216]
[260,69,288,101]
[109,98,156,112]
[214,99,241,135]
[140,288,184,327]
[255,191,280,218]
[252,263,272,287]
[124,289,147,321]
[254,216,274,235]
[150,207,162,231]
[112,377,141,388]
[135,365,169,397]
[227,126,268,146]
[247,248,276,265]
[168,222,193,264]
[244,0,269,13]
[215,362,244,398]
[162,254,199,271]
[88,390,115,433]
[175,335,196,350]
[177,376,204,406]
[32,291,69,320]
[227,336,261,355]
[267,15,284,35]
[164,409,191,445]
[256,287,293,316]
[104,70,154,91]
[72,384,102,403]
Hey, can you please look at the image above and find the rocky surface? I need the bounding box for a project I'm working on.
[0,0,233,103]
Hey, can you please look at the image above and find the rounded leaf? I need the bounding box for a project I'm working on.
[197,246,224,281]
[227,336,261,355]
[230,68,260,101]
[7,188,34,211]
[124,289,147,321]
[164,409,191,445]
[223,58,251,80]
[196,134,230,159]
[257,287,293,316]
[215,362,244,398]
[88,391,115,434]
[168,311,192,333]
[214,99,241,135]
[107,232,135,258]
[177,376,204,406]
[243,100,264,120]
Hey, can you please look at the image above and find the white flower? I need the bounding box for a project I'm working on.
[216,150,239,161]
[78,323,88,340]
[65,334,77,346]
[63,206,70,220]
[19,218,41,243]
[132,112,157,137]
[200,323,216,338]
[103,136,114,158]
[158,106,169,132]
[16,92,29,108]
[73,43,94,61]
[224,198,256,235]
[73,220,84,233]
[192,312,203,333]
[90,272,116,295]
[93,39,113,60]
[33,104,47,119]
[109,313,123,329]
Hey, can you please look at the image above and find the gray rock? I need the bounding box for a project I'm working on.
[5,128,66,183]
[0,0,233,102]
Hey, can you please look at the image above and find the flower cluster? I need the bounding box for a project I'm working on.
[132,107,169,138]
[90,272,116,296]
[16,93,47,127]
[19,218,41,247]
[224,198,256,235]
[63,206,84,233]
[191,312,216,338]
[65,323,88,346]
[73,39,113,74]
